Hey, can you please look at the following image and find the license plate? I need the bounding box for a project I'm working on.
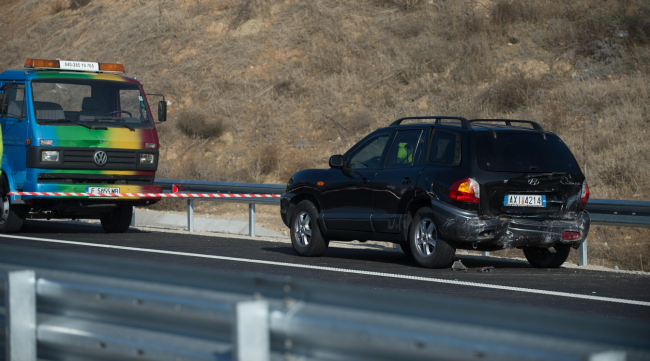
[86,187,120,194]
[504,194,546,207]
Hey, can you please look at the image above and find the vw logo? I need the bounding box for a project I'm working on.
[93,151,108,166]
[528,178,539,186]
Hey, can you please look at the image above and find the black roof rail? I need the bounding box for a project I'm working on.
[390,116,471,129]
[469,119,546,139]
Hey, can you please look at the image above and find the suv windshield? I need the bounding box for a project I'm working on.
[31,79,152,129]
[475,133,579,173]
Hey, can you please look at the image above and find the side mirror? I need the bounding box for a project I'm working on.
[329,154,344,168]
[157,101,167,122]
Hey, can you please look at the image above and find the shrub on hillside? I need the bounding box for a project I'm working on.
[176,109,226,139]
[483,73,545,113]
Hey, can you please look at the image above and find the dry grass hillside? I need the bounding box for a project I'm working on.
[1,0,648,270]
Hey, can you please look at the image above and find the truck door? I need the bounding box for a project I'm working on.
[0,82,28,187]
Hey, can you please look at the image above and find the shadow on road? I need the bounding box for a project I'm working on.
[261,245,533,270]
[21,220,148,234]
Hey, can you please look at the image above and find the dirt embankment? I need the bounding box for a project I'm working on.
[1,0,649,270]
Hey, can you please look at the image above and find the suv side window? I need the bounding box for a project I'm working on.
[428,130,460,165]
[385,130,423,168]
[3,85,25,119]
[348,133,390,169]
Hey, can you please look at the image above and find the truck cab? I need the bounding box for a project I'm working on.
[0,59,167,233]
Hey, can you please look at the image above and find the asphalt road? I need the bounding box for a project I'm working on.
[2,220,649,322]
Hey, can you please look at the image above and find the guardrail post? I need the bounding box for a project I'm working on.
[188,199,194,232]
[131,206,136,227]
[249,203,256,237]
[579,239,588,266]
[5,270,37,361]
[233,300,269,361]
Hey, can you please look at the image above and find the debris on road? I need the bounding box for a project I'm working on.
[478,266,496,273]
[452,260,467,271]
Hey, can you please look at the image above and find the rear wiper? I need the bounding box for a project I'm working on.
[94,117,136,132]
[41,118,106,130]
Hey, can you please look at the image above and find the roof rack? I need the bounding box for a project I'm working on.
[469,119,546,139]
[390,116,471,129]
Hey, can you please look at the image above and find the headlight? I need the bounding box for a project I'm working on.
[42,151,59,162]
[140,153,154,164]
[145,143,157,149]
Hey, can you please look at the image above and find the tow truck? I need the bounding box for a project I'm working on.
[0,59,167,233]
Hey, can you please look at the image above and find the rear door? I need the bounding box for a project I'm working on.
[475,132,584,218]
[371,128,427,233]
[322,132,392,232]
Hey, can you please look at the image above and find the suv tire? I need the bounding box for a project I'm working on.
[409,207,455,268]
[100,204,133,233]
[0,176,24,233]
[523,244,571,268]
[290,200,328,257]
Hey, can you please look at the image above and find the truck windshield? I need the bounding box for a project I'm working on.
[475,133,580,173]
[31,79,152,129]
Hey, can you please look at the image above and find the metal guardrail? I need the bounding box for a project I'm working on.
[1,244,649,361]
[151,179,650,266]
[153,179,283,236]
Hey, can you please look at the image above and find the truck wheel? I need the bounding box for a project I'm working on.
[409,207,455,268]
[523,244,571,268]
[290,200,328,257]
[0,177,24,233]
[100,204,133,233]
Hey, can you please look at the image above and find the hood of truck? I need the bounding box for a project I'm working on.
[38,126,158,149]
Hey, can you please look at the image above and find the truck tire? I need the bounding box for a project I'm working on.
[523,244,571,268]
[409,207,456,268]
[290,200,328,257]
[0,177,24,233]
[100,204,133,233]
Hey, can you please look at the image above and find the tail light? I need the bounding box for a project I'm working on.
[562,231,580,240]
[580,181,590,204]
[449,178,480,204]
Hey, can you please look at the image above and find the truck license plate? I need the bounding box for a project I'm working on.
[86,187,120,194]
[504,194,546,207]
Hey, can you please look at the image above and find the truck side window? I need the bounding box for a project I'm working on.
[4,85,25,119]
[385,130,423,168]
[428,131,460,165]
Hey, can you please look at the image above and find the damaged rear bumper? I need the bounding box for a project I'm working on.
[430,198,590,249]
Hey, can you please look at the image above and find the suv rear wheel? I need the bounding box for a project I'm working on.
[290,200,328,257]
[523,244,571,268]
[409,208,455,268]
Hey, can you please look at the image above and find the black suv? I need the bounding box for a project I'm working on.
[280,117,590,268]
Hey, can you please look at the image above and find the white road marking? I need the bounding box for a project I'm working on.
[1,234,649,307]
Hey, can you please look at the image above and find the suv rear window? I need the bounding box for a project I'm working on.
[475,133,579,173]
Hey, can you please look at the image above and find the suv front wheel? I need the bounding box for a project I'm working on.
[409,208,456,268]
[290,200,328,257]
[523,244,571,268]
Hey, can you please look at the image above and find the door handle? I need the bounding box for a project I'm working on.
[402,177,412,185]
[359,178,369,185]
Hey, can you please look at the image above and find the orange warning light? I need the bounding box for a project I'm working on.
[24,59,59,68]
[99,62,125,73]
[317,182,324,186]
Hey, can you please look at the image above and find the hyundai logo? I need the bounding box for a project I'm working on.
[93,151,108,166]
[528,178,539,186]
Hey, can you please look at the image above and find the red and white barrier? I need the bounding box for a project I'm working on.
[9,192,281,199]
